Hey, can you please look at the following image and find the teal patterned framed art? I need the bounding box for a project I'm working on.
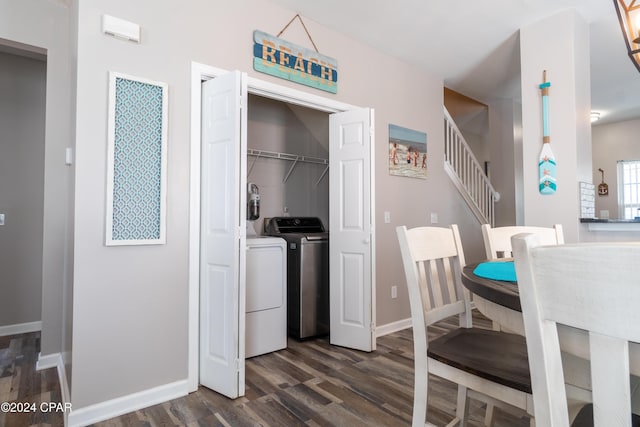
[106,72,168,246]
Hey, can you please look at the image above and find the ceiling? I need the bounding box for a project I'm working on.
[268,0,640,126]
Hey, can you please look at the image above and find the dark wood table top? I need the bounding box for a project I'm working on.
[461,262,521,312]
[462,262,640,383]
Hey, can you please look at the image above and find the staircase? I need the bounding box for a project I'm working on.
[444,107,498,226]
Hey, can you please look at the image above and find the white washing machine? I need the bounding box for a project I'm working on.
[245,236,287,358]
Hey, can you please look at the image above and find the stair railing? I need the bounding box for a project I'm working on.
[443,107,498,226]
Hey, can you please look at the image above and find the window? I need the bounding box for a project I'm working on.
[617,160,640,219]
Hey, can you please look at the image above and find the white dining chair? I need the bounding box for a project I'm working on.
[480,223,564,337]
[512,234,640,427]
[481,224,564,259]
[397,225,534,426]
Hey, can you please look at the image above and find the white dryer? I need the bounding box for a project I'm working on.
[245,236,287,358]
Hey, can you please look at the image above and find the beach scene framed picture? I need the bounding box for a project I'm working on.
[388,124,427,179]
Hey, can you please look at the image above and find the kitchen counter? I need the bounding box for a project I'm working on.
[580,218,640,231]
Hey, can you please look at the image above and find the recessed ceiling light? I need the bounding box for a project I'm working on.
[590,112,601,123]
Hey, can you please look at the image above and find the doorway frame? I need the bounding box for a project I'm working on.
[188,61,367,391]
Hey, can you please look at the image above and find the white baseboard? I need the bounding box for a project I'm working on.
[0,320,41,337]
[36,352,60,370]
[374,307,479,339]
[59,358,71,427]
[376,317,412,337]
[68,379,189,427]
[37,352,71,426]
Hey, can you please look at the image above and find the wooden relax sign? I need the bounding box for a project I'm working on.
[253,30,338,94]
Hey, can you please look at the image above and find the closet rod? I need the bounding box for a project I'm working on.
[247,148,328,165]
[247,148,329,185]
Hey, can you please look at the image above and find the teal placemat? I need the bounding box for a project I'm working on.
[473,261,517,282]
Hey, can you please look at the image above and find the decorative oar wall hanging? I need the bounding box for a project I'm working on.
[538,70,557,194]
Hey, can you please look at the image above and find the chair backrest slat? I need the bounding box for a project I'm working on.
[416,260,432,310]
[441,257,458,306]
[590,333,631,425]
[482,224,563,259]
[397,225,469,328]
[513,234,640,427]
[429,259,445,308]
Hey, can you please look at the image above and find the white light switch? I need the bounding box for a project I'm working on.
[65,147,73,165]
[430,212,438,224]
[0,214,5,226]
[384,211,391,224]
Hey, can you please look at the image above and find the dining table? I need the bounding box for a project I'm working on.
[461,260,640,412]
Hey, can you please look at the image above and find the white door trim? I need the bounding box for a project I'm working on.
[188,61,369,391]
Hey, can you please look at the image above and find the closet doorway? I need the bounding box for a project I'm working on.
[189,63,376,399]
[0,45,46,337]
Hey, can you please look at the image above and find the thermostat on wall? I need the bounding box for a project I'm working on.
[102,15,140,43]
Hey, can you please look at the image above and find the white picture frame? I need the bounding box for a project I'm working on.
[105,71,168,246]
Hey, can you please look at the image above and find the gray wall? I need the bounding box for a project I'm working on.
[489,99,520,227]
[520,10,592,243]
[247,94,330,234]
[0,52,45,327]
[6,0,614,416]
[70,0,482,410]
[0,0,74,388]
[592,118,640,219]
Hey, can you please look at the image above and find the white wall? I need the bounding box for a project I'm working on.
[0,52,46,327]
[66,0,481,413]
[592,118,640,219]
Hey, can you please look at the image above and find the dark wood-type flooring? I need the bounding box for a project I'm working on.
[1,312,530,427]
[0,332,63,427]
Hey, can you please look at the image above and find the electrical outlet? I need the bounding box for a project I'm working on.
[430,212,438,224]
[0,214,4,226]
[391,285,397,299]
[384,211,391,223]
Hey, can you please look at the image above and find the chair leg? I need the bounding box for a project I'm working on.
[456,385,469,426]
[412,399,427,427]
[412,372,428,427]
[484,403,496,426]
